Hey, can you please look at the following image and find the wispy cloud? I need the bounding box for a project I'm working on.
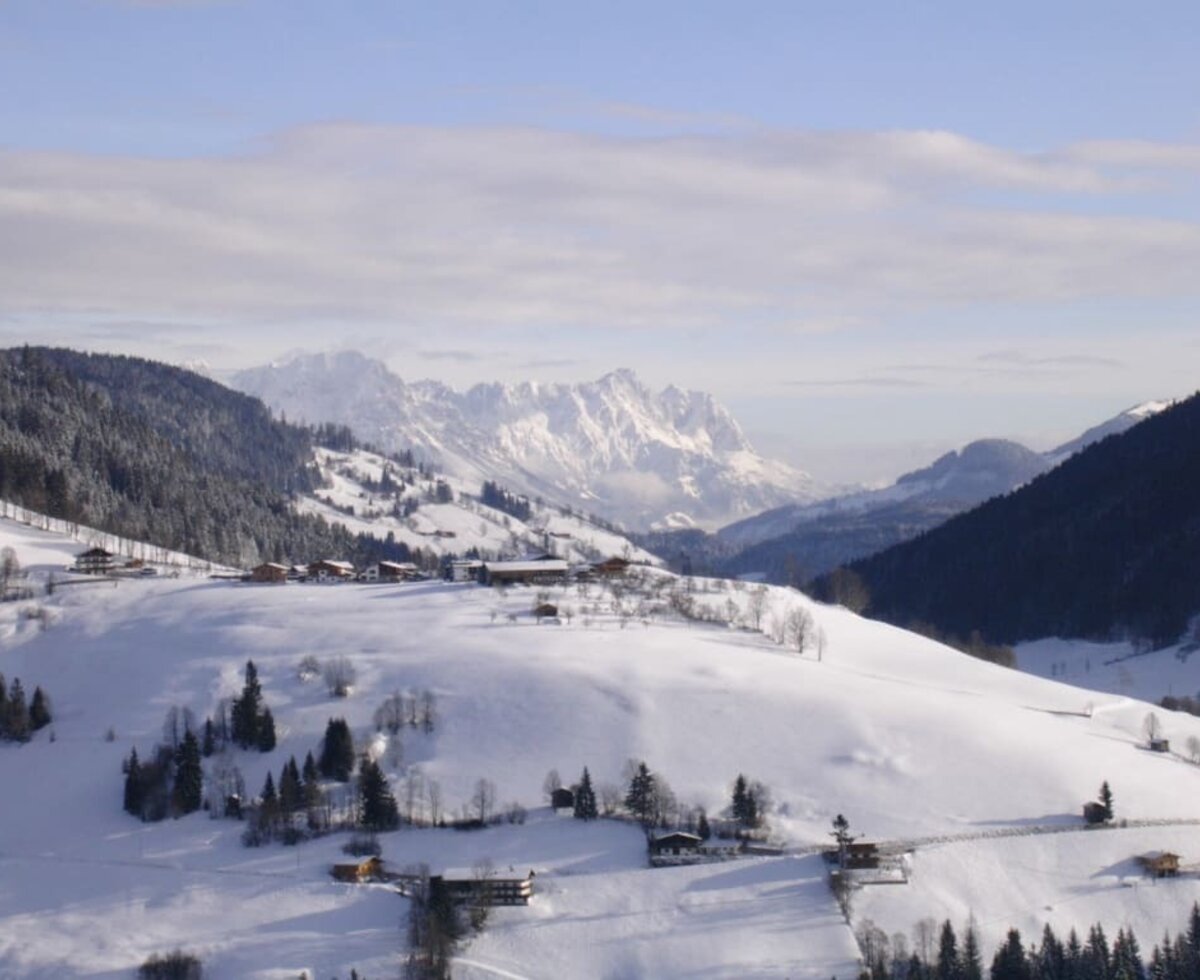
[784,376,929,389]
[2,123,1199,334]
[417,349,490,363]
[977,349,1123,369]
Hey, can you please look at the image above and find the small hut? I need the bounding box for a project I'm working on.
[1139,852,1181,878]
[250,562,289,584]
[331,856,384,883]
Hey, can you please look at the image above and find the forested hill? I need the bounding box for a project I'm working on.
[820,390,1200,646]
[0,347,391,567]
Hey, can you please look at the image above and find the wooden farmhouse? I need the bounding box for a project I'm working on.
[1139,852,1181,878]
[307,559,356,582]
[483,559,570,586]
[550,787,575,810]
[362,560,419,583]
[648,832,742,867]
[593,556,631,577]
[649,831,703,865]
[75,547,116,575]
[331,856,384,883]
[249,562,289,584]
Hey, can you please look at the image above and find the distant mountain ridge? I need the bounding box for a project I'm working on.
[232,351,823,530]
[817,390,1200,645]
[720,402,1172,552]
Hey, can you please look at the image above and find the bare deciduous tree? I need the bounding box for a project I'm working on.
[471,778,496,824]
[323,656,357,698]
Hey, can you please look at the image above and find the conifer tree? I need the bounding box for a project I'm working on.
[624,762,655,827]
[961,923,983,980]
[696,809,711,841]
[1099,781,1114,822]
[231,660,263,748]
[257,707,276,752]
[123,748,143,816]
[319,717,355,782]
[935,920,960,980]
[28,686,50,731]
[989,929,1029,980]
[172,730,203,815]
[573,767,598,821]
[201,718,216,757]
[731,774,750,826]
[359,758,399,831]
[302,750,322,808]
[6,678,29,742]
[279,756,302,814]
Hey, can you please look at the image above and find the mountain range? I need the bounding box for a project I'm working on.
[231,351,822,531]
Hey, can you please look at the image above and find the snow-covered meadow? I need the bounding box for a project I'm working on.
[1,513,1199,977]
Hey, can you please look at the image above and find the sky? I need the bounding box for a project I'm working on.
[2,1,1199,483]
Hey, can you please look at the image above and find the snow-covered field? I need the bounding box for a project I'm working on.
[1,514,1199,977]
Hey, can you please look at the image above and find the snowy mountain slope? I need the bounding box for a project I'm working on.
[301,447,657,565]
[1045,398,1174,465]
[232,351,823,530]
[717,400,1174,554]
[2,517,1200,976]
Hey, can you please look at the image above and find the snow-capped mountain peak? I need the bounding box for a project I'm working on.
[232,353,823,529]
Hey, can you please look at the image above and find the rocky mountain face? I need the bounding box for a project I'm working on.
[232,351,823,530]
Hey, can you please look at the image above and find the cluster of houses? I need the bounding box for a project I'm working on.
[247,554,635,587]
[247,559,424,584]
[72,547,157,577]
[449,554,632,586]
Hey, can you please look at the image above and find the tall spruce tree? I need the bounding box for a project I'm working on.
[1099,781,1114,822]
[319,717,355,782]
[172,730,203,815]
[278,756,302,814]
[302,750,322,808]
[231,660,263,748]
[573,767,598,821]
[624,762,655,827]
[257,707,277,752]
[935,920,961,980]
[359,758,399,830]
[123,748,143,817]
[28,686,50,731]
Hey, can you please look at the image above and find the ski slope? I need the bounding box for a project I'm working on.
[1,514,1199,977]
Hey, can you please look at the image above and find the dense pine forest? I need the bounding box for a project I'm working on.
[0,347,414,568]
[817,390,1200,646]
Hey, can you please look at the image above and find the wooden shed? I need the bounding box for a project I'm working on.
[550,787,575,810]
[1139,852,1181,878]
[1083,802,1110,825]
[331,856,384,883]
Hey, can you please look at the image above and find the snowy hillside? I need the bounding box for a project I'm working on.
[2,516,1200,977]
[232,352,822,530]
[301,447,657,565]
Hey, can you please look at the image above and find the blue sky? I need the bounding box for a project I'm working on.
[2,1,1199,481]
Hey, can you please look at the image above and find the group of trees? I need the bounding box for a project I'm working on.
[860,905,1200,980]
[372,689,437,735]
[230,661,276,751]
[479,481,533,522]
[243,752,327,845]
[0,674,51,742]
[123,732,203,822]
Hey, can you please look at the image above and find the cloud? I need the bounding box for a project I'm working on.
[784,376,929,389]
[976,349,1123,369]
[417,349,490,363]
[2,123,1200,335]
